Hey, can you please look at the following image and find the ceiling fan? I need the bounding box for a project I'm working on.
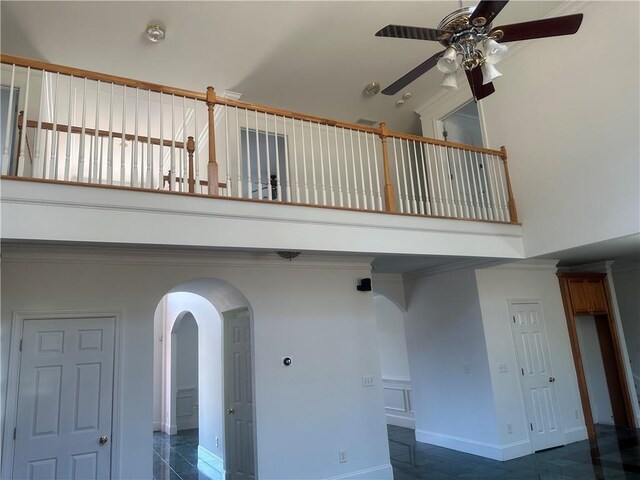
[375,0,583,100]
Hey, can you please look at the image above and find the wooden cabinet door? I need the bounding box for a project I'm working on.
[567,279,592,314]
[588,279,608,313]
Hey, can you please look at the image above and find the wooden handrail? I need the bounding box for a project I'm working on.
[0,54,206,101]
[386,129,506,157]
[17,114,186,149]
[216,97,382,136]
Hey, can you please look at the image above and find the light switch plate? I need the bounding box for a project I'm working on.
[362,375,375,387]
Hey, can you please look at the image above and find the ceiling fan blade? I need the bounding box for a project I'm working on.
[466,68,495,101]
[382,51,444,96]
[469,1,509,26]
[375,24,450,42]
[491,14,583,43]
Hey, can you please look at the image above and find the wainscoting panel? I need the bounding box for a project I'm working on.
[176,386,198,431]
[382,379,414,429]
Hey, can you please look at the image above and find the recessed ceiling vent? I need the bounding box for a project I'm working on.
[356,118,378,127]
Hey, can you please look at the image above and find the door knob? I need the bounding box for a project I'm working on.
[226,408,235,415]
[99,435,109,445]
[549,376,556,383]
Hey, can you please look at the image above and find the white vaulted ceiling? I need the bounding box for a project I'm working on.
[1,1,561,134]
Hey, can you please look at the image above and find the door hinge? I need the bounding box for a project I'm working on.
[512,316,516,323]
[19,339,22,352]
[521,368,525,376]
[530,423,533,431]
[13,428,16,440]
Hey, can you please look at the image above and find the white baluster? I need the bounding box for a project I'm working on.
[317,123,327,205]
[334,126,344,207]
[489,154,505,221]
[42,129,50,179]
[235,107,242,197]
[356,131,367,210]
[99,136,104,184]
[159,93,164,189]
[302,120,309,203]
[265,112,272,200]
[2,64,16,175]
[291,118,302,203]
[309,121,318,204]
[195,98,201,194]
[107,83,114,185]
[418,143,432,215]
[325,124,335,206]
[146,90,152,188]
[449,147,464,217]
[33,69,46,178]
[64,74,73,181]
[461,150,477,219]
[273,114,282,201]
[132,88,139,187]
[495,155,510,222]
[399,140,415,213]
[92,80,101,183]
[391,138,404,213]
[120,85,126,187]
[254,110,261,199]
[77,77,88,182]
[455,148,470,218]
[364,133,376,210]
[223,104,230,196]
[476,152,495,220]
[432,146,446,217]
[349,129,359,209]
[49,72,60,179]
[182,96,188,192]
[410,140,425,215]
[341,128,350,208]
[244,109,251,198]
[171,94,176,191]
[372,134,383,211]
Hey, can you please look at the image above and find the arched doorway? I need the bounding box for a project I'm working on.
[152,278,257,480]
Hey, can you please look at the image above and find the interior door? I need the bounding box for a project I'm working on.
[12,316,115,479]
[510,302,566,451]
[224,310,255,480]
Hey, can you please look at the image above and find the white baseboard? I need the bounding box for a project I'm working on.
[415,430,531,461]
[564,426,588,444]
[324,464,393,480]
[197,445,225,477]
[177,419,198,431]
[386,413,415,429]
[153,421,162,432]
[161,422,177,435]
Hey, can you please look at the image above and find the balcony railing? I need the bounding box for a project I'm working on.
[0,54,518,223]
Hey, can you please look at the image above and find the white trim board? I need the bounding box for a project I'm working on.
[324,464,393,480]
[415,430,532,461]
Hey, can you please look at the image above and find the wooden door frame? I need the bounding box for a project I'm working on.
[557,273,636,439]
[1,309,123,480]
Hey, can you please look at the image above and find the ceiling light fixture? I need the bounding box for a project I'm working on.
[145,24,166,43]
[401,92,413,100]
[363,82,381,96]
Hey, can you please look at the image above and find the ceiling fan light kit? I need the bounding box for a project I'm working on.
[375,1,583,100]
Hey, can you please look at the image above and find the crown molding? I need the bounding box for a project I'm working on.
[1,244,374,271]
[486,259,560,271]
[611,259,640,273]
[403,258,502,281]
[557,260,613,274]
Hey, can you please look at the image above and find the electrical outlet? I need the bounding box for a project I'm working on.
[362,375,374,387]
[215,436,219,447]
[338,450,347,463]
[498,363,508,374]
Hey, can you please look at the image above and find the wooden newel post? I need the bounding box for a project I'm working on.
[206,86,218,196]
[379,123,396,213]
[500,146,519,223]
[187,136,195,193]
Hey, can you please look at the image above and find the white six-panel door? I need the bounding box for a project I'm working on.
[510,302,565,451]
[12,316,115,479]
[224,311,255,480]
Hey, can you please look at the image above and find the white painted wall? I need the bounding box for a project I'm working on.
[612,264,640,384]
[1,248,392,480]
[404,268,502,458]
[374,295,410,382]
[575,315,614,425]
[417,1,640,257]
[175,314,199,391]
[475,262,587,456]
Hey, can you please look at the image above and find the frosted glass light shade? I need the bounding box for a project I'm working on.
[437,47,459,74]
[440,72,458,89]
[482,38,508,64]
[481,63,502,84]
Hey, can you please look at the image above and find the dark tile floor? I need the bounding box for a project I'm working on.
[154,424,640,480]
